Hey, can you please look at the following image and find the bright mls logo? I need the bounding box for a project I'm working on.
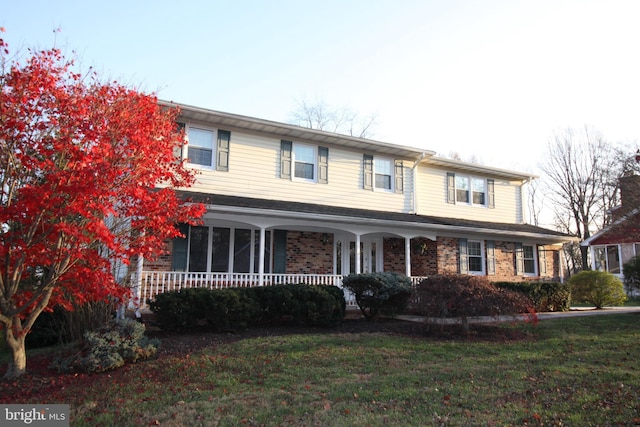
[2,405,69,426]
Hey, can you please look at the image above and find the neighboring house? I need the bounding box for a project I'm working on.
[135,101,575,307]
[582,175,640,281]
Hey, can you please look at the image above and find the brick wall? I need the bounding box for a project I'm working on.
[286,231,333,274]
[143,240,173,271]
[437,237,459,275]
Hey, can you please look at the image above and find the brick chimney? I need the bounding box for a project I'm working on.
[614,175,640,220]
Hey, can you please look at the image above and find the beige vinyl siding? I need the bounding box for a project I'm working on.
[416,165,523,223]
[184,129,414,213]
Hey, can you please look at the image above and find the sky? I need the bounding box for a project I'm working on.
[2,0,640,176]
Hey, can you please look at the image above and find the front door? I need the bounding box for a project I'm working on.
[336,236,383,275]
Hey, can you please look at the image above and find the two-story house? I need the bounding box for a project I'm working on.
[136,101,574,307]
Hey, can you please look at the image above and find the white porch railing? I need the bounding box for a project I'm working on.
[135,271,429,310]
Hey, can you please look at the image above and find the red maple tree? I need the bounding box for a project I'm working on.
[0,34,204,378]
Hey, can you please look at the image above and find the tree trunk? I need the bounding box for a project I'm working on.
[3,318,27,379]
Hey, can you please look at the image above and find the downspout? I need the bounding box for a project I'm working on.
[412,153,427,214]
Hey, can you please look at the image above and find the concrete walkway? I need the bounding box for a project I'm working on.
[396,306,640,325]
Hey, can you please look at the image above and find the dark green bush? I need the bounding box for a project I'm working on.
[149,284,345,331]
[53,319,159,373]
[623,256,640,295]
[341,272,412,320]
[248,284,345,327]
[493,281,571,312]
[569,270,626,309]
[415,275,534,333]
[149,287,258,332]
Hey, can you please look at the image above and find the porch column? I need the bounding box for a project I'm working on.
[355,234,362,274]
[258,226,266,286]
[405,237,412,277]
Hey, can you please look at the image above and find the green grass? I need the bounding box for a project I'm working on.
[4,314,640,426]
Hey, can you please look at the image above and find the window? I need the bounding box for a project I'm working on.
[594,245,620,274]
[468,241,483,273]
[363,154,403,193]
[375,158,392,190]
[515,243,537,276]
[187,127,214,167]
[522,245,536,274]
[280,141,328,183]
[447,173,494,208]
[186,126,230,170]
[293,144,316,181]
[173,225,271,274]
[459,238,484,275]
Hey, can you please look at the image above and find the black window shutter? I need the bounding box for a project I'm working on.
[447,172,456,204]
[318,147,328,184]
[538,245,547,276]
[515,242,524,275]
[280,140,292,179]
[487,179,495,208]
[217,130,230,171]
[273,230,287,274]
[172,224,190,271]
[486,240,496,275]
[174,122,186,160]
[363,154,373,190]
[394,160,404,193]
[459,238,468,274]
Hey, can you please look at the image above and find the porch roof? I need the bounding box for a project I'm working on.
[179,191,576,244]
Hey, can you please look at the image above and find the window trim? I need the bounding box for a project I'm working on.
[447,172,494,208]
[515,242,538,276]
[459,238,485,275]
[186,125,216,169]
[292,142,318,183]
[467,239,485,275]
[363,154,403,193]
[374,157,394,192]
[185,124,230,171]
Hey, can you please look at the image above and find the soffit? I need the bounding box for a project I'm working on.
[160,100,435,160]
[424,157,538,181]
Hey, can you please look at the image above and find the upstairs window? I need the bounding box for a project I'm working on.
[185,125,230,170]
[447,172,494,208]
[188,127,214,167]
[293,143,316,181]
[363,154,403,193]
[375,158,392,190]
[280,140,328,184]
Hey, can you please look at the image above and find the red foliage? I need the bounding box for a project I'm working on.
[0,36,204,375]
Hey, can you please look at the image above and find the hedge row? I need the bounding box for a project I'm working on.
[493,281,571,312]
[148,284,346,332]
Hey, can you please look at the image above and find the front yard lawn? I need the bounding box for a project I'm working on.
[1,314,639,426]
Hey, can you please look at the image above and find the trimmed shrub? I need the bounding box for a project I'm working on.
[249,284,346,327]
[415,275,534,333]
[53,319,159,373]
[494,281,571,312]
[623,256,640,295]
[149,284,346,331]
[341,272,412,320]
[149,287,258,332]
[569,270,626,309]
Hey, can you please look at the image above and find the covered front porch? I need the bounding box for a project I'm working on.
[133,196,438,309]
